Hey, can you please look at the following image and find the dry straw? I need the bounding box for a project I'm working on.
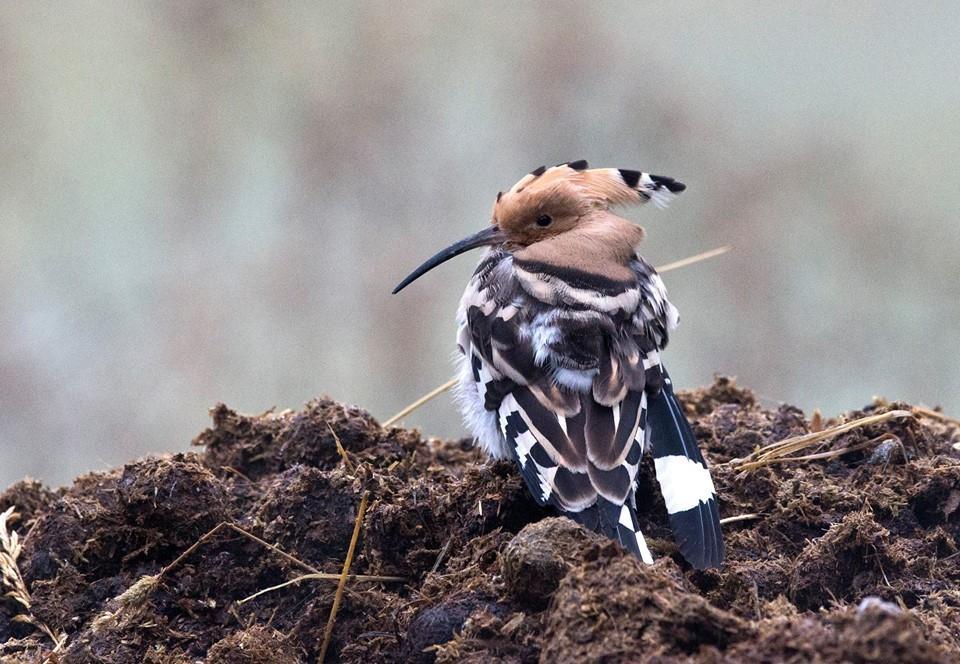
[729,410,913,472]
[0,506,67,653]
[326,422,355,472]
[729,404,959,472]
[718,513,763,526]
[318,490,370,662]
[88,519,403,640]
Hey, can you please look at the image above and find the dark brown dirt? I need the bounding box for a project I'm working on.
[2,377,959,662]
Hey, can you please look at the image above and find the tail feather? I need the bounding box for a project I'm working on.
[569,494,653,564]
[647,374,724,569]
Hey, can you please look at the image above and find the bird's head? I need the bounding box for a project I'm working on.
[392,160,685,293]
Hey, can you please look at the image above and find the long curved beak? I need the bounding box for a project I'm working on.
[392,225,506,294]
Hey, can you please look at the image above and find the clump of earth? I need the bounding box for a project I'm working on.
[2,376,958,662]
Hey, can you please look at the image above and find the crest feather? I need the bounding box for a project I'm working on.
[579,168,686,209]
[504,163,686,210]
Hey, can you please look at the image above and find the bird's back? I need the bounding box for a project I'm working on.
[454,247,724,568]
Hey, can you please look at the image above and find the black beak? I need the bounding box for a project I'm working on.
[392,225,506,294]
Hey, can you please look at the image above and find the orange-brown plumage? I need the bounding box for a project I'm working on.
[488,162,683,281]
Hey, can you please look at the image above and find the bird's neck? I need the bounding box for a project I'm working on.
[512,213,644,283]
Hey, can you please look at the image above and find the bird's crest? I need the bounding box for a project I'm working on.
[495,160,686,221]
[392,160,688,294]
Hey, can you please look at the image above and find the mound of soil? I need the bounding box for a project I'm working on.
[2,377,959,662]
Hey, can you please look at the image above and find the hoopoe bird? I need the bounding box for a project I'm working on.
[393,161,724,569]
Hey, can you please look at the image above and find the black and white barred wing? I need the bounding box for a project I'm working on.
[454,251,654,562]
[498,387,652,563]
[455,250,723,568]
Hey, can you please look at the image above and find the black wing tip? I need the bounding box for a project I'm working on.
[691,532,724,570]
[567,159,588,171]
[648,372,723,568]
[571,497,645,561]
[670,500,725,569]
[650,174,687,193]
[687,551,724,570]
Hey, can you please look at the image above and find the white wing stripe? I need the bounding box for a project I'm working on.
[618,504,653,564]
[653,455,717,514]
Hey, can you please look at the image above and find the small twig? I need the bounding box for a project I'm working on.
[655,245,732,274]
[90,520,329,634]
[912,405,960,427]
[719,513,763,526]
[873,547,892,588]
[224,523,324,575]
[382,245,732,428]
[158,522,229,577]
[729,410,913,472]
[91,515,401,642]
[383,378,459,428]
[429,537,455,575]
[752,410,911,458]
[319,490,370,662]
[741,434,896,469]
[327,423,355,473]
[90,522,232,631]
[239,571,405,604]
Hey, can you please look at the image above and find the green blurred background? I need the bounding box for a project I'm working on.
[2,2,958,488]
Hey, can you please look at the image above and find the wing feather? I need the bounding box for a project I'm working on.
[646,368,725,569]
[457,246,721,567]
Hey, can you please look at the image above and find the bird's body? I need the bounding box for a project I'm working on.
[395,161,724,569]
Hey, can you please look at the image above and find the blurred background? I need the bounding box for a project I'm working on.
[2,2,958,488]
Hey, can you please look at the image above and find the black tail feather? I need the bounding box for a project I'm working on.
[568,494,652,563]
[647,374,724,569]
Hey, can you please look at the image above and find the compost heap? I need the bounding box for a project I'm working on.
[1,377,959,663]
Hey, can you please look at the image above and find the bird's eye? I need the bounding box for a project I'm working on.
[536,214,552,227]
